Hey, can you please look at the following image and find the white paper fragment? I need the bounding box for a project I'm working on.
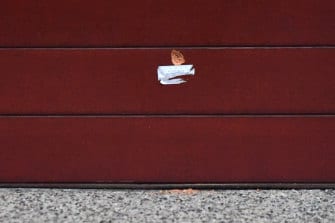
[157,65,195,85]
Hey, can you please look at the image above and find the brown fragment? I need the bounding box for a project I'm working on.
[160,188,199,195]
[171,49,186,65]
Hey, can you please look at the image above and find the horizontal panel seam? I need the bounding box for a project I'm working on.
[0,114,335,118]
[2,45,335,50]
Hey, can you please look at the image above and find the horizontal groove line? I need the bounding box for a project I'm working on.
[1,183,335,189]
[1,45,335,50]
[0,114,335,118]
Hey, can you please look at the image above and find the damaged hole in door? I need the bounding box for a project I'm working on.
[157,50,196,85]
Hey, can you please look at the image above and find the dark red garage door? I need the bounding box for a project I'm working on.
[0,0,334,184]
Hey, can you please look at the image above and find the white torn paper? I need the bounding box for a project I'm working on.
[157,65,195,85]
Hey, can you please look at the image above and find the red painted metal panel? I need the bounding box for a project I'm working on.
[0,48,334,114]
[0,117,334,183]
[1,0,335,47]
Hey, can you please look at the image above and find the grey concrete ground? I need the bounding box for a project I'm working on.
[0,188,334,222]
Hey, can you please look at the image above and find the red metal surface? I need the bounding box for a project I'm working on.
[1,0,335,47]
[0,117,334,183]
[1,0,335,185]
[0,48,334,114]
